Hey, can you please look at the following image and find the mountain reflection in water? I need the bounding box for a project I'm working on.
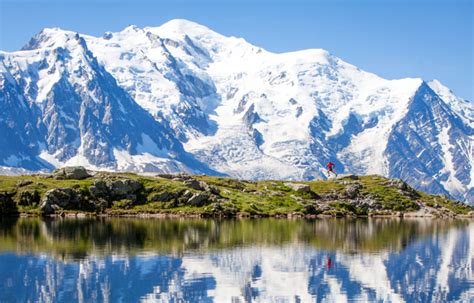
[0,218,472,302]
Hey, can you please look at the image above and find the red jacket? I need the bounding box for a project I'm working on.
[326,162,335,170]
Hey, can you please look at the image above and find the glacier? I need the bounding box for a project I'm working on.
[0,19,472,203]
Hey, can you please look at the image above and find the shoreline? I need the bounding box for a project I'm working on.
[12,210,474,219]
[1,167,473,218]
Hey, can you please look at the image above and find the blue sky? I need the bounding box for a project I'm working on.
[1,0,472,100]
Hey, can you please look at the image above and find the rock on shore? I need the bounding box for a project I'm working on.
[0,167,471,218]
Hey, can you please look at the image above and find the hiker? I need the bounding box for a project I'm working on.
[326,162,337,177]
[327,257,332,269]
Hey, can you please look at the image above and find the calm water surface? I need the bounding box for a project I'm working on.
[0,217,472,302]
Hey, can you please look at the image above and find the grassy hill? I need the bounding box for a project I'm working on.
[0,168,472,217]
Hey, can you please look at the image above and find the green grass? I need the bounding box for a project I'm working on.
[356,175,419,211]
[0,173,472,216]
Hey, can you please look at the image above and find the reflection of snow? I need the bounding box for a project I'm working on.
[338,253,404,302]
[1,223,473,302]
[178,246,315,302]
[435,227,457,293]
[145,223,474,302]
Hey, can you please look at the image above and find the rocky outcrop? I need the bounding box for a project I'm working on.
[89,180,109,198]
[40,188,79,214]
[88,178,143,205]
[187,192,210,206]
[18,190,40,206]
[385,179,420,198]
[150,192,175,202]
[284,183,311,193]
[107,179,142,199]
[336,174,359,180]
[0,172,470,217]
[183,179,202,190]
[52,167,91,180]
[16,180,33,187]
[0,192,17,214]
[345,183,363,199]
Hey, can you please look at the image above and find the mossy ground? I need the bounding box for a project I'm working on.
[0,173,472,216]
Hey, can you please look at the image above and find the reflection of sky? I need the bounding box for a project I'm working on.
[0,223,472,302]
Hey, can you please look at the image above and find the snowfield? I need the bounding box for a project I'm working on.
[0,19,473,203]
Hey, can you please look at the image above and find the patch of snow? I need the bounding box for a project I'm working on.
[113,149,189,174]
[438,126,465,194]
[0,166,34,176]
[136,134,169,157]
[428,79,474,127]
[38,151,64,168]
[338,78,423,175]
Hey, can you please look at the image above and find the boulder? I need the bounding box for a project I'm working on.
[303,203,320,215]
[284,183,311,193]
[40,188,78,214]
[53,166,91,180]
[16,180,33,187]
[345,183,363,199]
[388,179,409,190]
[387,179,420,198]
[181,190,194,200]
[107,179,142,198]
[199,181,220,195]
[150,192,174,202]
[184,179,202,190]
[156,173,175,179]
[356,195,383,211]
[0,192,17,214]
[18,190,40,206]
[187,192,210,206]
[336,174,359,180]
[172,173,193,181]
[89,180,108,198]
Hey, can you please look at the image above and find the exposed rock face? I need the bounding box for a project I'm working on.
[345,183,363,199]
[107,179,142,198]
[183,178,221,195]
[355,196,384,211]
[53,167,91,180]
[88,178,143,205]
[0,21,472,203]
[40,188,79,214]
[18,190,40,206]
[150,192,175,202]
[336,175,359,180]
[385,179,420,198]
[16,180,33,187]
[184,179,202,190]
[199,181,220,195]
[187,192,210,206]
[1,172,471,217]
[284,183,311,193]
[156,174,175,179]
[89,180,109,198]
[0,192,17,214]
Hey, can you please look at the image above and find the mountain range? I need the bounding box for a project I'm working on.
[0,19,472,203]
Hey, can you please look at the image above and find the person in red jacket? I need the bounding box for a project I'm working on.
[326,162,337,177]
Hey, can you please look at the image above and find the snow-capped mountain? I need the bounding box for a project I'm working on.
[0,19,472,202]
[2,220,473,302]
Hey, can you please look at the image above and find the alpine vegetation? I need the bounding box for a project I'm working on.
[0,19,472,203]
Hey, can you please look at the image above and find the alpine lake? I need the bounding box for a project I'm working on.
[0,217,472,302]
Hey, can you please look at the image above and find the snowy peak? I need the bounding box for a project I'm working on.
[21,27,82,51]
[428,79,474,127]
[151,19,221,38]
[0,19,472,203]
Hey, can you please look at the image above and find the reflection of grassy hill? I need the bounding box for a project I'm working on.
[0,172,472,216]
[0,217,468,260]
